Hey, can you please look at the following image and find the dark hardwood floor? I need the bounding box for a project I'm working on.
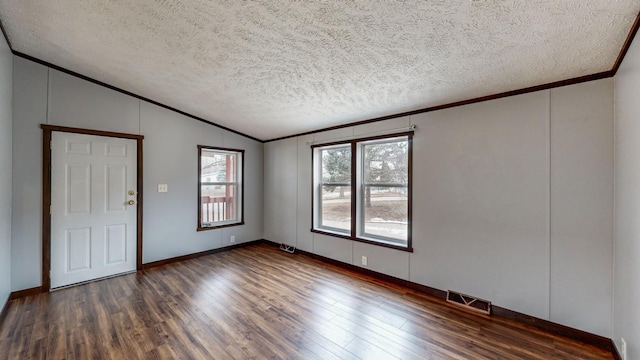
[0,243,612,359]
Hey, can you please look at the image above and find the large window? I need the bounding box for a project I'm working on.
[312,132,412,251]
[198,146,244,230]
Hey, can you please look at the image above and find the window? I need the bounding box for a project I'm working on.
[198,146,244,230]
[312,132,412,251]
[318,144,352,234]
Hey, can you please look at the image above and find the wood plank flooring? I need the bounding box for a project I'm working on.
[0,243,613,359]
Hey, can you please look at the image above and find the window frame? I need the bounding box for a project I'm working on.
[311,132,413,252]
[314,142,354,237]
[197,145,245,231]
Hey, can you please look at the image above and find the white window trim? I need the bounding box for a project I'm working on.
[198,146,245,230]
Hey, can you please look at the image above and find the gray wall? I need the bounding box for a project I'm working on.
[550,81,613,337]
[0,35,12,309]
[11,57,263,290]
[141,102,263,262]
[614,28,640,359]
[263,79,614,337]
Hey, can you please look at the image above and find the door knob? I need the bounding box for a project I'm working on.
[128,190,136,196]
[128,200,136,205]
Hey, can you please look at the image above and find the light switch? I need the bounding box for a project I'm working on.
[158,184,168,192]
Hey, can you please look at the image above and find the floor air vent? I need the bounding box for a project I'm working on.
[279,243,296,254]
[446,290,491,315]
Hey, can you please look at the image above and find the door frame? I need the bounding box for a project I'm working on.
[41,124,144,291]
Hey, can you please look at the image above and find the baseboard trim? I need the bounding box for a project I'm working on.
[9,286,45,300]
[262,239,446,299]
[491,306,613,352]
[260,239,615,356]
[6,241,263,299]
[142,239,263,270]
[296,248,447,300]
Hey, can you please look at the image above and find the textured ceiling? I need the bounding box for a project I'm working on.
[0,1,638,140]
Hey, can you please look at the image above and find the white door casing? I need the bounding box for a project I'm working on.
[50,132,137,288]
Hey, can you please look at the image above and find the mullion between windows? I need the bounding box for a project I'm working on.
[350,141,357,239]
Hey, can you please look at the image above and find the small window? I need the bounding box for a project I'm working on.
[312,132,412,251]
[198,146,244,230]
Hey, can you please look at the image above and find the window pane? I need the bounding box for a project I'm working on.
[201,184,238,225]
[319,145,351,232]
[360,137,409,244]
[363,139,408,184]
[363,186,408,242]
[320,186,351,232]
[321,146,351,184]
[201,151,236,182]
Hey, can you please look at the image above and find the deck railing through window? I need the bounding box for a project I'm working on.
[201,196,235,224]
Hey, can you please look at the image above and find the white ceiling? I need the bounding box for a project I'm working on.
[0,1,638,141]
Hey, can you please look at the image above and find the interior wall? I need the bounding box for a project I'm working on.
[549,80,613,338]
[11,58,47,291]
[263,137,298,248]
[0,34,13,309]
[11,57,264,290]
[140,102,263,263]
[411,93,550,319]
[263,79,614,337]
[613,28,640,358]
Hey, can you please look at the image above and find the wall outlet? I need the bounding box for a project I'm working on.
[621,338,627,360]
[230,235,236,243]
[361,256,367,265]
[158,184,168,192]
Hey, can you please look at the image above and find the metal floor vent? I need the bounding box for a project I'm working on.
[279,243,296,254]
[446,290,492,315]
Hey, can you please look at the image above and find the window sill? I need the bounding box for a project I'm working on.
[198,221,244,231]
[310,228,413,253]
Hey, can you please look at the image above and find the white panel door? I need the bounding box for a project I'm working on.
[51,132,137,288]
